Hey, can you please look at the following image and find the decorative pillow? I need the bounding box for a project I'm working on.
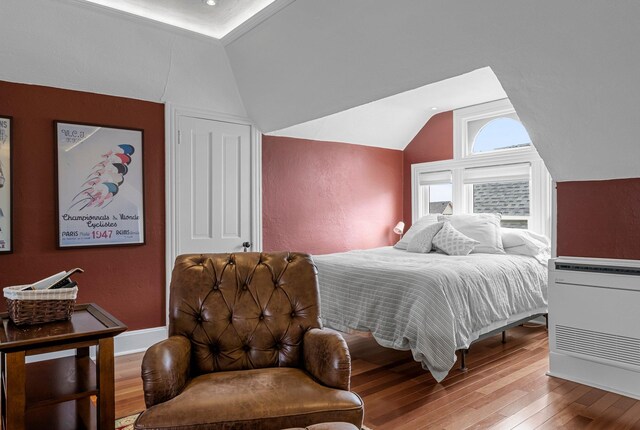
[407,222,444,253]
[432,222,479,256]
[394,214,439,250]
[437,213,504,254]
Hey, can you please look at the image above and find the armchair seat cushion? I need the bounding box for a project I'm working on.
[135,368,363,430]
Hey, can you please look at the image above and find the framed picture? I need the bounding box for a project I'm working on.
[55,121,145,248]
[0,116,12,253]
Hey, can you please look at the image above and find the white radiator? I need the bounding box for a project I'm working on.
[549,257,640,399]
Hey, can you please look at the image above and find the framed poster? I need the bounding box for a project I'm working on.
[56,121,145,248]
[0,116,12,253]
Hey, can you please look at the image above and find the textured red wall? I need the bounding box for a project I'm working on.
[0,81,164,330]
[262,136,403,254]
[557,178,640,260]
[402,112,454,228]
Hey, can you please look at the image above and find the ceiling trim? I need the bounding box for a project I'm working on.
[222,0,297,46]
[63,0,292,44]
[62,0,225,44]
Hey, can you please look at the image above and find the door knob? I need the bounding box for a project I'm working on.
[242,242,251,252]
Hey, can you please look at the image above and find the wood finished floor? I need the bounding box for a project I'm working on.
[115,324,640,429]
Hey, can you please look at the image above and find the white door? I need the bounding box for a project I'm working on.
[176,116,252,254]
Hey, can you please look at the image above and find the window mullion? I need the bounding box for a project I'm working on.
[452,168,465,214]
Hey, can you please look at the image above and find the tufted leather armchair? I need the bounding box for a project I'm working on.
[134,252,364,430]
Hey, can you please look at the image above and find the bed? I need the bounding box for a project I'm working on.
[313,246,548,382]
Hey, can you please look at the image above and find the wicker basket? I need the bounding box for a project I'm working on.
[3,285,78,325]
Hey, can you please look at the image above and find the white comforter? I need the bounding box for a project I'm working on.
[313,247,548,382]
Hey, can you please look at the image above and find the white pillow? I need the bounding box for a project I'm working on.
[394,214,439,250]
[438,213,504,254]
[501,228,550,256]
[407,222,444,253]
[432,223,479,256]
[501,228,550,249]
[504,244,542,257]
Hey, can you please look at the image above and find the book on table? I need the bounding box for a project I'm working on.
[21,268,84,291]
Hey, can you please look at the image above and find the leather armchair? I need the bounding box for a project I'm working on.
[135,252,364,430]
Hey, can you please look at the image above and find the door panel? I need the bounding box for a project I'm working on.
[177,116,251,254]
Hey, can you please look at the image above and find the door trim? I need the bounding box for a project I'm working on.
[164,103,262,322]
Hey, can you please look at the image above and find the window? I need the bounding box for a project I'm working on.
[429,184,453,215]
[464,163,532,229]
[473,181,529,228]
[418,171,453,215]
[411,99,551,236]
[471,117,532,153]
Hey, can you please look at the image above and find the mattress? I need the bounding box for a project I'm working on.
[313,246,548,382]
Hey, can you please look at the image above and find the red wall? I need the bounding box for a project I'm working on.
[262,136,403,254]
[263,110,640,262]
[402,112,454,228]
[0,81,164,330]
[557,178,640,260]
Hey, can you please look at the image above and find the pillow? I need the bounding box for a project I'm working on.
[394,214,439,250]
[504,244,545,257]
[437,213,504,254]
[407,222,444,253]
[432,222,479,256]
[501,228,550,257]
[501,228,550,249]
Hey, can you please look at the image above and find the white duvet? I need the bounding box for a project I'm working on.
[313,247,548,382]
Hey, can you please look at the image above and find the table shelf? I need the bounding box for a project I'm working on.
[25,399,97,430]
[25,355,98,409]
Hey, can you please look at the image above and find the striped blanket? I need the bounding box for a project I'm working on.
[314,247,548,381]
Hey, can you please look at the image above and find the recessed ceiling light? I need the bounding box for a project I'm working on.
[204,0,216,5]
[431,107,438,110]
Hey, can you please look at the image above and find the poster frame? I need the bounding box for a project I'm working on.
[55,120,146,249]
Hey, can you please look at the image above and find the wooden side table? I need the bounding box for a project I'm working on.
[0,303,127,430]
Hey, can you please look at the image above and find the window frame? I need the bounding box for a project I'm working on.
[454,98,534,160]
[411,99,551,236]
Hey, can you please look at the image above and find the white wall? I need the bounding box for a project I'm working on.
[226,0,640,182]
[0,0,246,117]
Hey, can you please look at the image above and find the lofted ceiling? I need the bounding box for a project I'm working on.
[267,67,507,150]
[79,0,287,40]
[226,0,640,182]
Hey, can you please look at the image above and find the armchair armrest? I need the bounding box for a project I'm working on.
[303,328,352,391]
[141,335,191,407]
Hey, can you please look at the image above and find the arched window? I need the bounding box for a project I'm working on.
[471,117,532,154]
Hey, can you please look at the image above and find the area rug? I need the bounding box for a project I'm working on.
[116,414,372,430]
[116,414,139,430]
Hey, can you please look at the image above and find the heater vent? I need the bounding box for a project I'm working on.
[555,325,640,368]
[555,263,640,276]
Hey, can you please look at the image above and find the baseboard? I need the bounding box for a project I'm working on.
[26,326,168,363]
[114,326,168,357]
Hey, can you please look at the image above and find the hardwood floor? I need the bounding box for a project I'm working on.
[115,324,640,429]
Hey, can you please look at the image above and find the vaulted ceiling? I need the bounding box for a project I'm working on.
[225,0,640,182]
[267,67,507,150]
